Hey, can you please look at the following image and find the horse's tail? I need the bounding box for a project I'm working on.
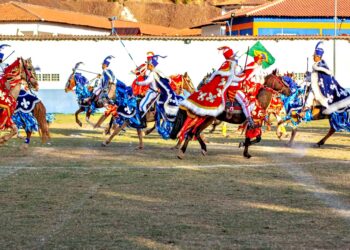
[33,101,50,144]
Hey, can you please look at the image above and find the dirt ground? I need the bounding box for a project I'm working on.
[0,114,349,249]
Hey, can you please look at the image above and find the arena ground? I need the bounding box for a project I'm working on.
[0,114,349,249]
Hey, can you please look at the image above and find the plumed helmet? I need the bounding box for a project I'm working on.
[102,55,115,66]
[0,44,11,61]
[314,41,324,58]
[218,46,234,59]
[146,51,155,61]
[149,54,167,67]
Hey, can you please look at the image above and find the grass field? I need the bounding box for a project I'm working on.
[0,114,349,249]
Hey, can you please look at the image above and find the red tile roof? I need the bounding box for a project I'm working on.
[0,1,187,36]
[214,0,350,21]
[213,0,270,7]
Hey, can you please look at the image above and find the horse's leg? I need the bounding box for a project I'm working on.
[0,124,18,144]
[195,118,215,156]
[316,127,336,147]
[144,124,156,136]
[75,108,84,127]
[94,114,108,129]
[20,131,32,149]
[286,127,297,147]
[101,120,129,146]
[178,133,193,159]
[171,140,182,150]
[104,117,114,135]
[243,137,252,159]
[85,109,96,128]
[136,129,144,150]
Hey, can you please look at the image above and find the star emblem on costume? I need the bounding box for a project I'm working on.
[218,79,226,86]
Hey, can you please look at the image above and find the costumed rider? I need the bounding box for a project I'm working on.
[181,46,253,125]
[136,54,167,117]
[222,47,256,127]
[243,53,266,86]
[0,44,11,75]
[302,41,350,116]
[131,51,154,97]
[88,55,115,104]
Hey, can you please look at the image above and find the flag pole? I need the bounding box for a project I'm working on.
[244,46,250,71]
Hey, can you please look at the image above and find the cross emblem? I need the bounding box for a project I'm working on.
[0,90,4,100]
[21,98,30,109]
[218,78,226,86]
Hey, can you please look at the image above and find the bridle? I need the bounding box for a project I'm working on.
[20,58,36,89]
[266,74,290,95]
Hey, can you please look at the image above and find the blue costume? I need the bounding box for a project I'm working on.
[92,56,116,101]
[305,41,350,115]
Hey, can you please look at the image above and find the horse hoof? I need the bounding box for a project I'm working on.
[314,143,322,148]
[238,142,244,148]
[177,150,184,160]
[135,146,144,150]
[244,153,251,159]
[101,142,108,147]
[201,149,207,156]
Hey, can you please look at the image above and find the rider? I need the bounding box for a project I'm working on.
[242,53,266,86]
[88,56,115,104]
[136,54,167,116]
[302,41,350,115]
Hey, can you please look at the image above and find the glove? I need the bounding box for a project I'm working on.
[247,117,255,128]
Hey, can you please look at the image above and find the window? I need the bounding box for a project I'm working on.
[42,74,51,81]
[294,73,305,82]
[36,74,42,81]
[51,74,60,81]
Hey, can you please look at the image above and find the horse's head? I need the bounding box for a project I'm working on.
[182,72,196,94]
[22,58,39,91]
[65,71,76,93]
[3,57,38,91]
[264,73,291,96]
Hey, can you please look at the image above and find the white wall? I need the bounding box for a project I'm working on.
[1,38,349,89]
[0,22,109,36]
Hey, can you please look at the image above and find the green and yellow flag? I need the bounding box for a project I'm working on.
[247,41,275,69]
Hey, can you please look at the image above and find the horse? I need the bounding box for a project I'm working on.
[170,73,291,159]
[100,72,195,149]
[65,70,116,128]
[0,57,39,145]
[143,72,196,136]
[278,74,350,147]
[12,89,51,146]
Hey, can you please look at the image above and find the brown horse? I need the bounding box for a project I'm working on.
[101,72,196,149]
[0,58,39,145]
[65,69,116,128]
[171,73,291,159]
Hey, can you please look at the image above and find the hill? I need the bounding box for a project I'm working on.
[0,0,221,28]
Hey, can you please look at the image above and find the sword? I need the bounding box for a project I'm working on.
[76,68,100,75]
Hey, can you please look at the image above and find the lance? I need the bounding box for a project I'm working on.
[76,68,100,75]
[2,50,15,63]
[243,46,250,71]
[141,92,160,118]
[109,16,138,68]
